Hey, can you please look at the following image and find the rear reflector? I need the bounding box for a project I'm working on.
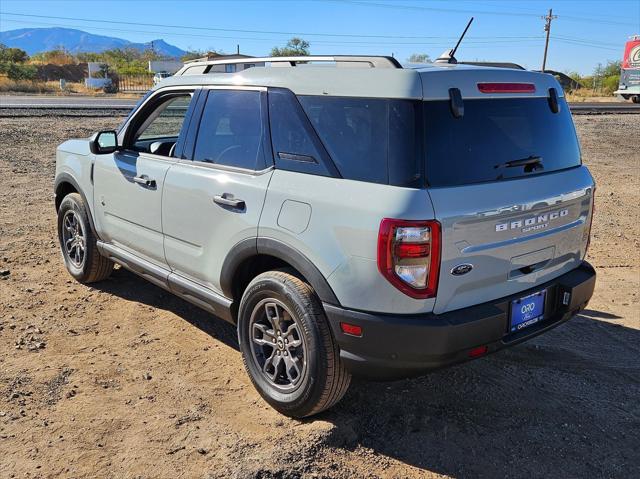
[340,322,363,337]
[468,345,489,358]
[477,82,536,94]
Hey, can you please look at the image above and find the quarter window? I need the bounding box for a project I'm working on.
[268,88,334,177]
[193,90,266,170]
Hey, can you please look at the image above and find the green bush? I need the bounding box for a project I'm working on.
[603,75,620,95]
[6,63,38,81]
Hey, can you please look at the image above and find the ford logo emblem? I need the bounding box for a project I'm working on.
[451,264,473,276]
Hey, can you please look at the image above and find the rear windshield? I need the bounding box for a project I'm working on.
[423,97,581,187]
[298,96,422,187]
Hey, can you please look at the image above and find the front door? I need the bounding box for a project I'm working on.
[162,88,273,294]
[93,91,196,266]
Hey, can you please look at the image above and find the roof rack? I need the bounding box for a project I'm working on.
[177,55,402,75]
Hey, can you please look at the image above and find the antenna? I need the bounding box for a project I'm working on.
[435,17,474,64]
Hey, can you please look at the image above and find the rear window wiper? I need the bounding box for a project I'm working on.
[494,156,543,170]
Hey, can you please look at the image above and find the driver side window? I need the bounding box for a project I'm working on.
[129,93,192,157]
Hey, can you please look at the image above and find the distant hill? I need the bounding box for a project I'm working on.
[0,27,186,58]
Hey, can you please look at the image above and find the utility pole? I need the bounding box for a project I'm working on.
[541,8,557,71]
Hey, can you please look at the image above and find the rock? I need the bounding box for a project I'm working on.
[197,448,209,455]
[0,269,9,277]
[143,373,152,380]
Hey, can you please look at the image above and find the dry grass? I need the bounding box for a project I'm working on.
[565,88,618,102]
[0,78,141,97]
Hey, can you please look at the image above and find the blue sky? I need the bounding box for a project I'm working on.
[1,0,639,74]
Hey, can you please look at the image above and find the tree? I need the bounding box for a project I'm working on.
[408,53,430,63]
[0,44,29,63]
[603,60,621,78]
[271,38,310,57]
[603,74,620,95]
[564,70,582,83]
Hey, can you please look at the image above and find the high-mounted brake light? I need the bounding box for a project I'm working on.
[377,219,441,299]
[477,82,536,94]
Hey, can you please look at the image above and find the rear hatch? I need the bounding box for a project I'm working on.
[419,68,594,314]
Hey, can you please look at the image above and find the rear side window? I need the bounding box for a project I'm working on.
[298,96,422,187]
[424,97,581,187]
[193,90,266,170]
[268,88,335,177]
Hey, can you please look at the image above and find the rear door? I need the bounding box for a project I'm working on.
[162,87,273,294]
[423,96,594,314]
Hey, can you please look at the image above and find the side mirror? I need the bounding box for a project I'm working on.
[90,130,119,155]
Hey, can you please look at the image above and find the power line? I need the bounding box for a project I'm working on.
[0,11,551,40]
[551,37,620,52]
[330,0,637,26]
[0,18,546,47]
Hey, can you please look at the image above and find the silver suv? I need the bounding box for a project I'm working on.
[54,55,596,417]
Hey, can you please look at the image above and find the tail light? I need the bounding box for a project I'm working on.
[377,219,441,299]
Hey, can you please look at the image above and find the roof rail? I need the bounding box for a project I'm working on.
[176,55,402,75]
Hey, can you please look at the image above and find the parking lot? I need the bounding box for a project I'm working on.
[0,113,638,478]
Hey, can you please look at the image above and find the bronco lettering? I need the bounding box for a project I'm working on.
[496,208,569,232]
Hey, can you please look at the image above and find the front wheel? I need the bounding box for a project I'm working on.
[632,95,640,104]
[238,270,351,418]
[57,193,113,283]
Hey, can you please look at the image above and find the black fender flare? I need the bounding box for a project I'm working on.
[220,237,340,306]
[54,172,100,239]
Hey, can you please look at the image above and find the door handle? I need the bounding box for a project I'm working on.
[133,175,156,188]
[213,194,245,210]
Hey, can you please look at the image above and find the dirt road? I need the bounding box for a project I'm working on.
[0,114,638,478]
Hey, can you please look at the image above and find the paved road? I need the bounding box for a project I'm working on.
[0,95,138,109]
[1,95,639,113]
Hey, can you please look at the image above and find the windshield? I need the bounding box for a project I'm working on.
[423,97,581,187]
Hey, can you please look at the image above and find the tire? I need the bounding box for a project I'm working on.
[238,270,351,418]
[57,193,113,283]
[632,96,640,104]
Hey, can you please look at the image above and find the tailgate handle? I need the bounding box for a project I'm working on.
[517,259,551,276]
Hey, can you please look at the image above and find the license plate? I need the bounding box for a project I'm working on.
[510,290,546,332]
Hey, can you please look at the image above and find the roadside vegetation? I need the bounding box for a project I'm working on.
[564,60,622,100]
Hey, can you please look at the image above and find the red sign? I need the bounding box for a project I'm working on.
[622,39,640,70]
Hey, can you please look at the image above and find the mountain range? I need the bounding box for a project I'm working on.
[0,27,187,58]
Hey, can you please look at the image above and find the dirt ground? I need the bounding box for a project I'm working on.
[0,113,638,479]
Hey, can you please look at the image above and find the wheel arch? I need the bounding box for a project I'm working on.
[221,238,340,309]
[54,173,99,239]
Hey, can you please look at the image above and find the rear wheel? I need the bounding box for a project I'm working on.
[57,193,113,283]
[238,270,351,418]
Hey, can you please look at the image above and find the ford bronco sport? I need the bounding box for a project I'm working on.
[54,55,596,417]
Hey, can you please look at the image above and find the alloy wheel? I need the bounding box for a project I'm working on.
[248,298,307,392]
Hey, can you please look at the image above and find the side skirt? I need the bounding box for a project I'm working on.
[97,241,234,323]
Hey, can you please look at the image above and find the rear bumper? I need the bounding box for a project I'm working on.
[324,261,596,380]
